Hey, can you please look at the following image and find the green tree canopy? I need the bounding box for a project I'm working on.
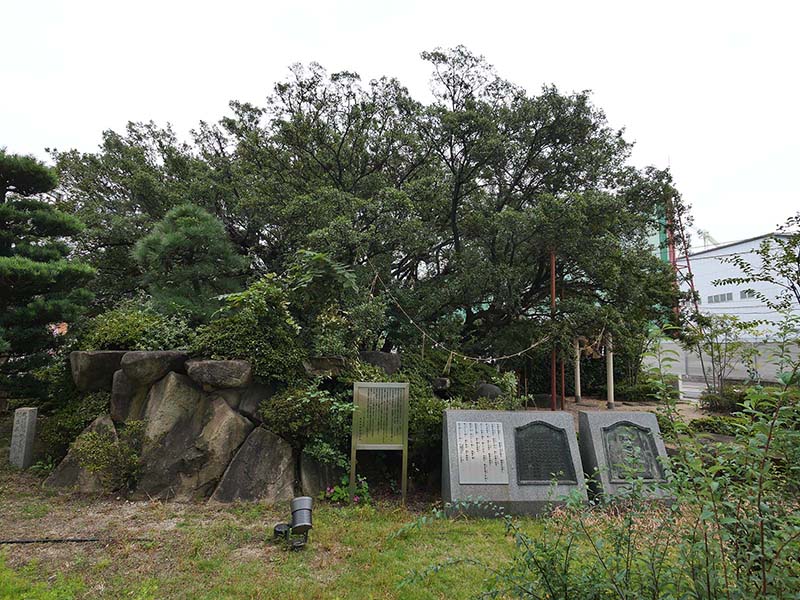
[133,204,248,322]
[54,47,681,366]
[0,150,94,395]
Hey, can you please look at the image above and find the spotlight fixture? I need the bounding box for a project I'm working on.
[273,496,313,550]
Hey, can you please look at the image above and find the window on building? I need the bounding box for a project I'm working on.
[741,289,756,300]
[708,292,734,304]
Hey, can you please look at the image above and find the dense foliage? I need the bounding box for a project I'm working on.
[0,151,94,397]
[79,297,195,351]
[133,204,247,321]
[53,47,680,370]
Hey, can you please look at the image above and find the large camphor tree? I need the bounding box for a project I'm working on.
[0,150,94,397]
[53,47,681,369]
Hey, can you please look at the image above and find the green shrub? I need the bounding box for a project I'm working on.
[81,298,195,351]
[700,384,747,412]
[73,420,144,492]
[400,349,500,399]
[260,383,340,449]
[617,372,679,402]
[689,415,746,436]
[192,276,307,384]
[39,391,110,460]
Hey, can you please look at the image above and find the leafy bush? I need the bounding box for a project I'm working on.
[616,372,679,402]
[689,415,746,436]
[73,420,144,492]
[700,384,747,412]
[38,391,110,460]
[260,382,345,449]
[192,276,307,384]
[80,297,195,351]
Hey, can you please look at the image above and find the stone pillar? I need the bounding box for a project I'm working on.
[605,334,615,410]
[9,407,38,469]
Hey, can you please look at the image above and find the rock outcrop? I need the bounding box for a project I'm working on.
[111,369,149,423]
[186,359,253,389]
[474,382,503,400]
[300,452,342,497]
[211,428,294,503]
[70,351,127,391]
[359,351,401,375]
[44,415,116,493]
[54,352,300,504]
[120,351,188,386]
[303,356,347,377]
[137,373,253,500]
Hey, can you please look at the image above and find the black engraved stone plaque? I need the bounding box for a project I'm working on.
[515,422,576,485]
[602,421,664,482]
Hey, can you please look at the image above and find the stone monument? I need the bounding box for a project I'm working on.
[578,410,671,499]
[442,409,587,515]
[9,407,38,469]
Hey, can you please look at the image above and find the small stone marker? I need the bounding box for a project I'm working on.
[9,407,38,469]
[442,410,587,515]
[350,382,409,503]
[578,410,671,500]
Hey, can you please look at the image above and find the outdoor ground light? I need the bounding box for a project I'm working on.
[273,496,313,550]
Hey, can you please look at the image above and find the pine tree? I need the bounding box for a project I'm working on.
[0,150,94,395]
[133,204,247,322]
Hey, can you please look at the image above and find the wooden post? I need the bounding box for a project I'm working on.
[606,333,615,410]
[574,339,582,404]
[550,249,557,411]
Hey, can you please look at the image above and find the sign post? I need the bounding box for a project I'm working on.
[350,382,409,504]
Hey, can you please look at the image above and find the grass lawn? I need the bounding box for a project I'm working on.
[0,464,533,599]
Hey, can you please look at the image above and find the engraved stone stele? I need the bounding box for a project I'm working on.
[442,410,587,516]
[578,411,672,500]
[9,407,38,469]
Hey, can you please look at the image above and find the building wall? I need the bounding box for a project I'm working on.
[646,340,799,384]
[684,236,798,329]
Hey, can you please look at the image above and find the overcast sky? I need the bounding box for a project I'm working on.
[2,0,797,244]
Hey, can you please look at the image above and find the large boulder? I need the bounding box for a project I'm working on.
[137,373,253,500]
[303,356,347,377]
[120,351,188,386]
[186,359,253,389]
[211,428,295,504]
[237,381,276,422]
[44,415,116,493]
[110,369,149,423]
[358,351,401,375]
[300,452,343,497]
[474,382,503,401]
[70,351,127,391]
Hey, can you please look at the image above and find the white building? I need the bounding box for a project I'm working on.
[686,233,798,328]
[650,233,800,388]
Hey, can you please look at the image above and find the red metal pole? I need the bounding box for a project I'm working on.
[550,249,557,411]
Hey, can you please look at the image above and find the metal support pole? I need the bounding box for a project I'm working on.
[606,333,615,410]
[574,339,582,404]
[550,249,557,411]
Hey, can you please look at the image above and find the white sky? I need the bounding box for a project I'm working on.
[2,0,798,243]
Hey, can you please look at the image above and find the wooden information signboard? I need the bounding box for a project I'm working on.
[350,382,409,504]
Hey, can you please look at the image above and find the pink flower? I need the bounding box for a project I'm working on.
[353,495,360,503]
